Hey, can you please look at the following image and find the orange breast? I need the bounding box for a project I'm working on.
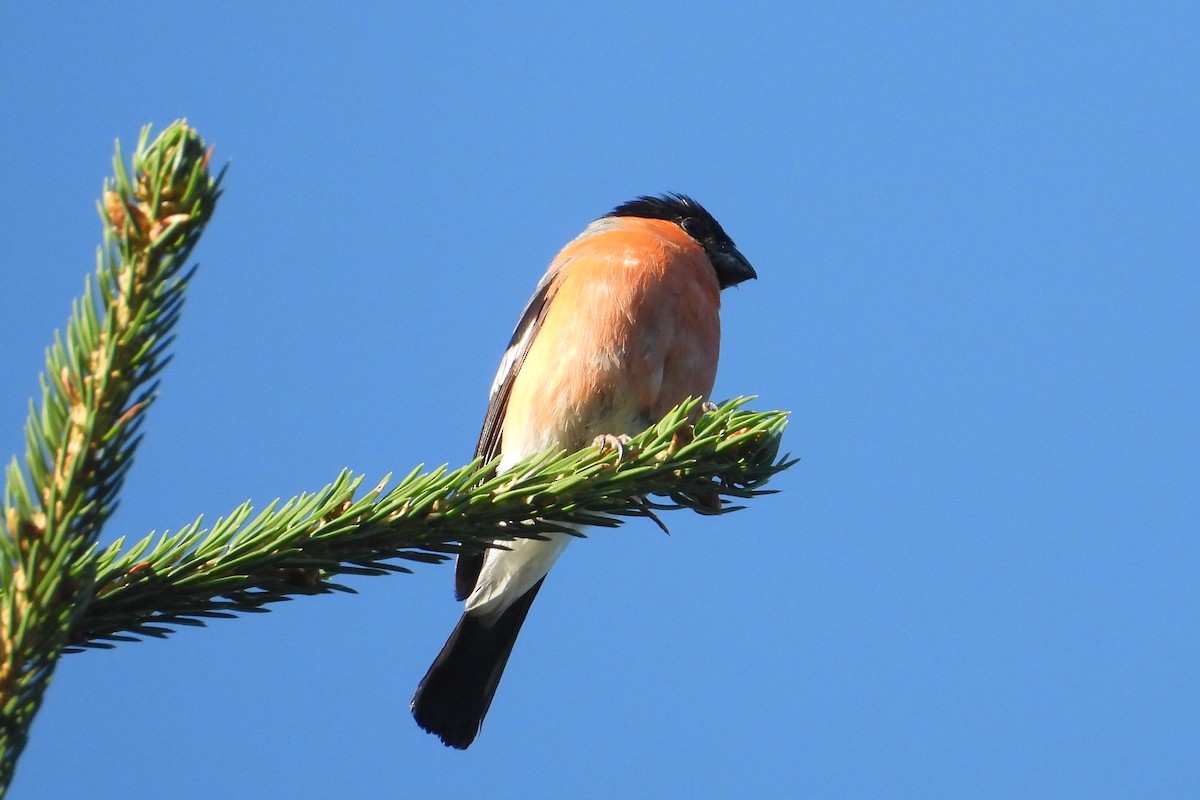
[501,217,721,461]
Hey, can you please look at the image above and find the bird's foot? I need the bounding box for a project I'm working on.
[592,433,634,462]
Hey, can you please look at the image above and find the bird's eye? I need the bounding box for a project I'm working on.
[680,216,709,240]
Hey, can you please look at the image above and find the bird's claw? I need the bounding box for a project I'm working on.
[592,433,634,461]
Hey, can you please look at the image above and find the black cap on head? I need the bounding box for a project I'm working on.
[608,193,757,289]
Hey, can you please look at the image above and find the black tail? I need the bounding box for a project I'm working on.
[411,579,545,749]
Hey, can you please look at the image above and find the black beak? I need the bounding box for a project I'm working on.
[713,245,757,289]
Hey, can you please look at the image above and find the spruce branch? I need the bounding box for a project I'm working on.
[0,121,221,788]
[0,120,795,794]
[69,397,792,650]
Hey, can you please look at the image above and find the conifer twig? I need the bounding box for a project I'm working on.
[0,122,222,789]
[69,398,792,649]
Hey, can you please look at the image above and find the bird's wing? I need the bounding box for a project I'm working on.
[454,267,562,600]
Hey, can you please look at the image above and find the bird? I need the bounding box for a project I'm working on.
[410,193,756,749]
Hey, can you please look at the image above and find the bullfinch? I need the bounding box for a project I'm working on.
[411,193,756,748]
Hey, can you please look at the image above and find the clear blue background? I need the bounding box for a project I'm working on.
[2,3,1197,798]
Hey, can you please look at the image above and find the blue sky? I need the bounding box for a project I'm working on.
[2,3,1197,798]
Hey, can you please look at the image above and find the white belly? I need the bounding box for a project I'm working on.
[464,527,578,621]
